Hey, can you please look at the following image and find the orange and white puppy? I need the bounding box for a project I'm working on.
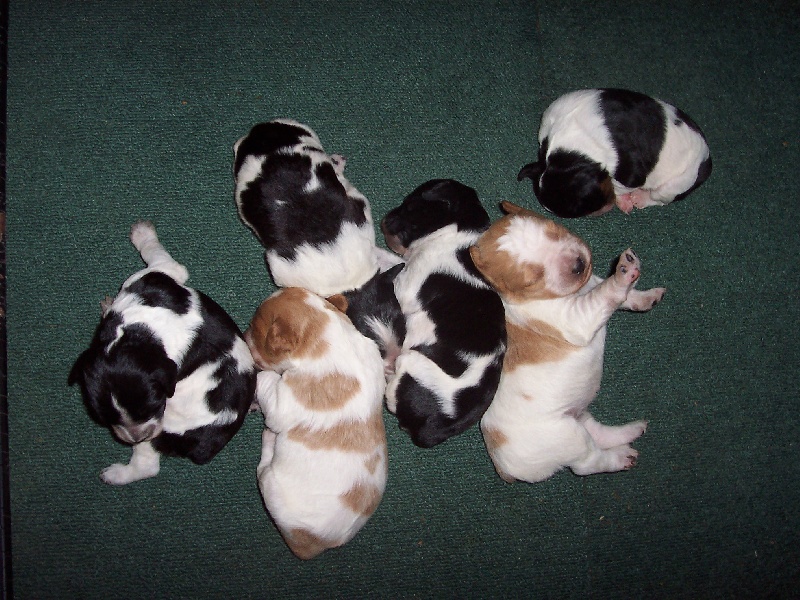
[244,288,388,560]
[469,202,665,483]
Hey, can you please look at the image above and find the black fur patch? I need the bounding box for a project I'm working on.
[343,263,406,358]
[126,272,192,314]
[233,121,310,175]
[598,88,667,188]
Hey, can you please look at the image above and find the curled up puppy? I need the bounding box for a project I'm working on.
[518,88,712,217]
[233,118,405,369]
[69,222,256,484]
[244,288,388,560]
[469,202,665,483]
[381,179,507,448]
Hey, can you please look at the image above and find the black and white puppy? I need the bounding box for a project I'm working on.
[69,222,256,485]
[518,88,712,217]
[233,118,401,296]
[381,179,507,448]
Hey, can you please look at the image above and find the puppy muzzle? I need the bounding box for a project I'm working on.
[112,421,163,445]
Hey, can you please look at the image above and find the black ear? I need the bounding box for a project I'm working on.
[150,358,178,399]
[68,348,94,387]
[518,161,545,182]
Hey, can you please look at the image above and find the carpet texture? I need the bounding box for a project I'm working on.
[6,1,799,598]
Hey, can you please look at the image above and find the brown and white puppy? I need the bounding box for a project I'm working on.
[469,202,665,483]
[244,288,387,560]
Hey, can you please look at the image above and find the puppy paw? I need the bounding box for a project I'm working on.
[329,153,347,175]
[623,287,666,312]
[614,249,641,290]
[610,444,639,471]
[130,220,157,250]
[629,188,652,209]
[100,296,115,316]
[615,193,635,214]
[100,462,158,485]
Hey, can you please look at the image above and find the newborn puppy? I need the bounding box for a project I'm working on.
[518,88,712,217]
[233,118,401,296]
[69,222,256,485]
[470,202,665,482]
[245,287,387,560]
[381,179,507,448]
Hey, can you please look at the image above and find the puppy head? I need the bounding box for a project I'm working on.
[381,179,490,255]
[233,118,322,178]
[469,201,592,303]
[244,288,344,371]
[518,149,615,218]
[69,325,178,445]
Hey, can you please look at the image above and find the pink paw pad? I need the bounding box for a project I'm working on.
[615,249,641,286]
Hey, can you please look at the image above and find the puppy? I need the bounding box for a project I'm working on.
[518,88,712,217]
[470,202,665,482]
[69,222,256,485]
[233,118,401,296]
[244,288,387,560]
[381,179,507,448]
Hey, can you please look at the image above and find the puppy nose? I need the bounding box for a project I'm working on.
[113,422,161,445]
[572,256,586,275]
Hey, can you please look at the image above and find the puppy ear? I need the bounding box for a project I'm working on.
[151,358,178,399]
[264,316,298,359]
[500,201,525,215]
[517,161,544,182]
[325,294,349,314]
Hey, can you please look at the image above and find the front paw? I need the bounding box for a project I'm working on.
[100,462,158,485]
[614,249,641,289]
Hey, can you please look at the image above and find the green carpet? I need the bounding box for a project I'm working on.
[6,0,799,597]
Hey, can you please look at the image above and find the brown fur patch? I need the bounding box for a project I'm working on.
[364,452,382,474]
[503,319,578,371]
[247,288,331,364]
[482,425,508,453]
[340,480,383,517]
[287,409,386,453]
[284,372,362,411]
[599,175,616,206]
[285,527,334,560]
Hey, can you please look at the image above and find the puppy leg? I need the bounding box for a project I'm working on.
[256,428,278,480]
[130,221,189,284]
[621,287,666,312]
[580,413,647,449]
[100,441,161,485]
[570,442,639,476]
[374,246,405,271]
[562,250,644,345]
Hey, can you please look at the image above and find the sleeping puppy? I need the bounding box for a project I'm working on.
[233,118,401,296]
[381,179,507,448]
[470,202,665,483]
[69,221,256,485]
[518,88,712,217]
[244,287,387,560]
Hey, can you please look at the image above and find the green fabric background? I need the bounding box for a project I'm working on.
[6,0,799,597]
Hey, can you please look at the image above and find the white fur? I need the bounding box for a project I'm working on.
[254,290,387,559]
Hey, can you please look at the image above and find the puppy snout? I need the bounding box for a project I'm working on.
[113,421,162,445]
[572,256,587,275]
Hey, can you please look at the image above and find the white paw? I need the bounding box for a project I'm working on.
[130,220,157,250]
[624,287,666,312]
[610,444,639,471]
[100,462,159,485]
